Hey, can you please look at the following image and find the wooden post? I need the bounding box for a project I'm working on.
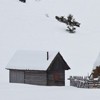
[47,52,49,60]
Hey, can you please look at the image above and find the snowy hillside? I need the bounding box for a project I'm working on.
[0,0,100,100]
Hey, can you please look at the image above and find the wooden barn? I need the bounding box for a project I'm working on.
[6,50,70,86]
[90,53,100,78]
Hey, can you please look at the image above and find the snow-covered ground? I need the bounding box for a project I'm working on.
[1,83,100,100]
[0,0,100,100]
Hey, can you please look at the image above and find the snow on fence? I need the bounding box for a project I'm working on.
[68,76,100,88]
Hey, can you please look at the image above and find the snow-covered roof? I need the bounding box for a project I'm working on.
[93,53,100,69]
[6,50,58,70]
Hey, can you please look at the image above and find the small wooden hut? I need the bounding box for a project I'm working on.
[6,50,70,86]
[90,53,100,78]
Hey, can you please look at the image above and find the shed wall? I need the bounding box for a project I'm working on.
[10,70,24,83]
[9,70,47,85]
[47,71,65,86]
[47,54,66,86]
[24,70,47,85]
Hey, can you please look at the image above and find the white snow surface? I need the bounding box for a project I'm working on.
[6,50,58,70]
[0,0,100,100]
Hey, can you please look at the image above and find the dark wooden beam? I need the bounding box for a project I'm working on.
[19,0,26,3]
[47,51,49,60]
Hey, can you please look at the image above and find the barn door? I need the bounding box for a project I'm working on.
[53,72,60,81]
[47,71,65,86]
[54,71,65,86]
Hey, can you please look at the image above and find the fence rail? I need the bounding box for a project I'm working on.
[68,76,100,88]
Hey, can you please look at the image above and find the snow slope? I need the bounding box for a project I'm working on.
[0,0,100,100]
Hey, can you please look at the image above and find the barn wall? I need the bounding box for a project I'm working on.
[47,54,66,86]
[10,70,24,83]
[24,70,47,85]
[9,70,47,85]
[47,71,65,86]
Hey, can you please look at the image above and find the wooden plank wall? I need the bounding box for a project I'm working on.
[47,71,65,86]
[10,70,24,83]
[47,54,66,86]
[24,70,47,85]
[10,70,47,85]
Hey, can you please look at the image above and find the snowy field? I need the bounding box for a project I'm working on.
[0,0,100,100]
[1,83,100,100]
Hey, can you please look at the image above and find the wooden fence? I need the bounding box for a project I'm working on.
[68,76,100,88]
